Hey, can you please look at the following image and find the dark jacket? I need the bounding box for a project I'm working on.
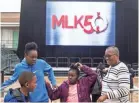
[79,69,102,95]
[91,69,102,94]
[4,88,30,102]
[129,68,135,88]
[46,65,97,102]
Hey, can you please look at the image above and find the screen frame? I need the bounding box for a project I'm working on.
[46,0,116,46]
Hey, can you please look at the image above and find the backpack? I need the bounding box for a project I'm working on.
[9,88,24,102]
[91,69,102,94]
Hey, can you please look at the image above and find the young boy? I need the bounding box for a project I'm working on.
[4,71,37,102]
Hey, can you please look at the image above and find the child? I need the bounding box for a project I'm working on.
[2,42,57,102]
[4,71,37,102]
[46,63,97,102]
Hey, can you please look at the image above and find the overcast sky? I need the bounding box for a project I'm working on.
[0,0,21,12]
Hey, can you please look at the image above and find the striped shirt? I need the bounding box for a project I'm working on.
[102,62,130,103]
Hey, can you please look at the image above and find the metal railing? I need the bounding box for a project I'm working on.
[57,57,69,67]
[41,57,138,69]
[1,67,10,97]
[45,57,57,67]
[81,57,93,67]
[1,54,20,71]
[69,57,81,65]
[92,57,105,67]
[42,57,105,67]
[1,40,18,48]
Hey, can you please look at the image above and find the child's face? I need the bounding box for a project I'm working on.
[68,70,78,85]
[25,50,38,65]
[27,76,37,92]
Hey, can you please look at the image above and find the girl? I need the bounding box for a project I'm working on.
[46,63,97,102]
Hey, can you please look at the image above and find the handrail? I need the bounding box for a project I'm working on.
[1,67,10,97]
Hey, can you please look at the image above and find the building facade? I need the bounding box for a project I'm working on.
[1,12,20,49]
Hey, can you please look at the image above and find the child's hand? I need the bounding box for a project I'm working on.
[75,62,83,69]
[52,85,58,90]
[45,81,51,86]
